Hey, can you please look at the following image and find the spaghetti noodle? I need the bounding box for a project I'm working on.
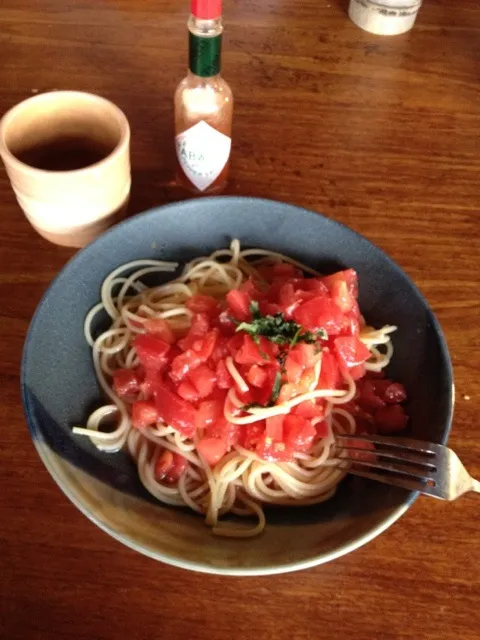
[73,241,404,537]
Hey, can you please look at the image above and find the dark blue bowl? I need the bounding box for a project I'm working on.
[21,196,453,575]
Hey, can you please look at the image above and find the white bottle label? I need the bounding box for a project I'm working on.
[175,121,231,192]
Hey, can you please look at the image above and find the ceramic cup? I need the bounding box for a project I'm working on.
[0,91,131,247]
[348,0,423,36]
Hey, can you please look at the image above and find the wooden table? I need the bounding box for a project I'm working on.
[1,1,479,638]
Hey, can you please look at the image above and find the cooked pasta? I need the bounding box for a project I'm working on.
[73,241,407,537]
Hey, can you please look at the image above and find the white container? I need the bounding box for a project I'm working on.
[348,0,423,36]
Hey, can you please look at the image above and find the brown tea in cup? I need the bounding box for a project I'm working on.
[0,91,131,248]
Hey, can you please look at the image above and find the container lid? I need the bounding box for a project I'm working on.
[191,0,222,19]
[348,0,421,36]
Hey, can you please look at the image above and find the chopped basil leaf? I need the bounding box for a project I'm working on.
[289,326,303,348]
[271,371,282,404]
[236,308,326,349]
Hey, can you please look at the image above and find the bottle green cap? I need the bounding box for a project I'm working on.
[189,33,222,77]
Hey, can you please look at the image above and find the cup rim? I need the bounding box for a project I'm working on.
[0,90,130,177]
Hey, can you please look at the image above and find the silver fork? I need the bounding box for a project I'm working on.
[336,433,480,500]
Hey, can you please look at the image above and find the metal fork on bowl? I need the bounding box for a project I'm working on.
[336,434,480,500]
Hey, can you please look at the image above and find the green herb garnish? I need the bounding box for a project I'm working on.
[236,302,327,348]
[271,371,282,404]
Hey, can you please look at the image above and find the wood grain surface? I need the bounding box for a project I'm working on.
[1,1,479,639]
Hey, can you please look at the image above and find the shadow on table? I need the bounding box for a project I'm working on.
[330,0,350,15]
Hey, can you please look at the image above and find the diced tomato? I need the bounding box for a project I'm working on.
[317,350,340,390]
[112,368,141,399]
[239,278,262,299]
[256,435,291,462]
[334,336,371,370]
[355,416,376,435]
[285,349,304,384]
[226,333,244,357]
[196,399,224,430]
[342,401,375,431]
[215,359,233,389]
[332,280,354,313]
[192,329,218,360]
[358,379,386,410]
[210,336,229,364]
[272,262,302,279]
[265,415,284,441]
[278,280,326,317]
[235,335,279,365]
[259,301,282,316]
[197,437,228,466]
[278,282,300,317]
[170,330,219,381]
[170,350,202,381]
[236,386,256,407]
[283,415,316,453]
[205,417,240,447]
[277,383,298,404]
[296,278,329,295]
[323,269,358,298]
[246,364,268,388]
[140,367,160,399]
[128,317,146,330]
[293,399,326,420]
[216,310,237,337]
[131,400,159,428]
[143,317,176,344]
[375,381,407,404]
[297,366,316,393]
[134,334,171,371]
[348,364,366,380]
[315,419,329,438]
[226,289,251,321]
[186,294,219,316]
[189,363,216,398]
[168,452,189,482]
[178,313,210,351]
[155,450,189,483]
[385,382,407,404]
[256,263,275,281]
[344,436,376,463]
[155,450,173,481]
[190,311,211,333]
[340,312,361,337]
[376,405,408,433]
[250,364,279,406]
[177,380,199,402]
[264,279,284,303]
[239,422,265,450]
[154,384,196,437]
[299,343,323,367]
[293,297,345,335]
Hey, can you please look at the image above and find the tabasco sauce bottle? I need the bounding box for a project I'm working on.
[174,0,233,194]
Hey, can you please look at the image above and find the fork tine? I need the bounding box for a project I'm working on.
[347,466,429,493]
[341,456,436,481]
[336,433,438,456]
[340,445,437,471]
